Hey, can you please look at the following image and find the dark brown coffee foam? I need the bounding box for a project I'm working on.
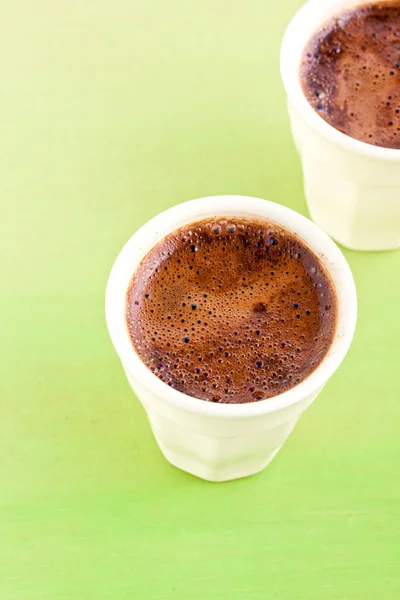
[126,218,337,404]
[301,2,400,149]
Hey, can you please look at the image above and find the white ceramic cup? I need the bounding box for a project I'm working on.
[106,196,357,482]
[281,0,400,252]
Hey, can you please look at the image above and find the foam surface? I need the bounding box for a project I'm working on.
[126,218,337,403]
[301,2,400,149]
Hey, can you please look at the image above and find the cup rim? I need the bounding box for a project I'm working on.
[105,196,357,418]
[280,0,400,162]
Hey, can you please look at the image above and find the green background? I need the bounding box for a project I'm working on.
[1,1,399,598]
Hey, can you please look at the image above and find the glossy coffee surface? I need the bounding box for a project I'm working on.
[301,2,400,148]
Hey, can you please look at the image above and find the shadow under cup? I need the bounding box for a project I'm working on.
[106,196,357,482]
[281,0,400,252]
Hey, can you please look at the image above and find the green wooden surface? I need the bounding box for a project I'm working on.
[1,1,399,598]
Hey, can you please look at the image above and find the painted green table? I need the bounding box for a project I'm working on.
[1,1,399,598]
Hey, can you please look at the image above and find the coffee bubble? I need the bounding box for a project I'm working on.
[126,217,337,403]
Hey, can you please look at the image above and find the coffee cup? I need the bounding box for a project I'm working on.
[106,196,357,481]
[281,0,400,251]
